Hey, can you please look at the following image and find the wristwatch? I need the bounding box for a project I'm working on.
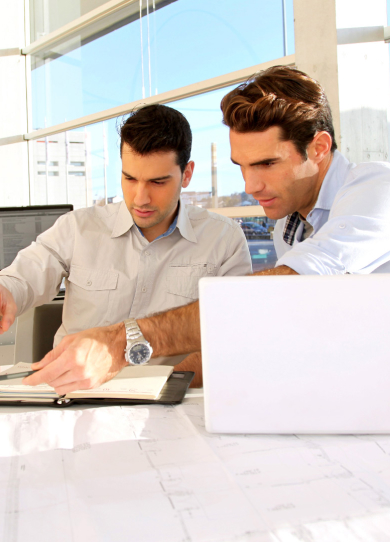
[124,318,153,365]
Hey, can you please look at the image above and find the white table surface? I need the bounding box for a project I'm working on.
[1,382,390,542]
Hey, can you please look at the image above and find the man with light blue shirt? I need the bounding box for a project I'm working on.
[222,65,390,276]
[273,153,390,274]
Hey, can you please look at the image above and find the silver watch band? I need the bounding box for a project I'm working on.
[124,318,145,345]
[123,318,152,365]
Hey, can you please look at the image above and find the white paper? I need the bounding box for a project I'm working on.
[1,400,390,541]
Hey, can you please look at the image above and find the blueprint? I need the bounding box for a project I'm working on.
[1,399,390,541]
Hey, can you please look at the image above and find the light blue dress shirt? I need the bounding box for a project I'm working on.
[274,150,390,274]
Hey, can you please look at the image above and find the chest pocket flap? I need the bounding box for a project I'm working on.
[167,262,216,299]
[68,266,118,291]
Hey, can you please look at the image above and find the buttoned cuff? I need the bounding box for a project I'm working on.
[0,275,31,315]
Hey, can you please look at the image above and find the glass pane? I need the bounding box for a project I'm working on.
[30,0,112,42]
[29,118,120,209]
[30,0,295,129]
[30,86,260,207]
[174,86,261,207]
[235,217,277,272]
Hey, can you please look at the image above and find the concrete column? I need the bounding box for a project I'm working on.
[294,0,389,164]
[336,0,389,163]
[293,0,341,147]
[0,0,29,206]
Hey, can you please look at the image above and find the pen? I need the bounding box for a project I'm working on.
[0,370,35,381]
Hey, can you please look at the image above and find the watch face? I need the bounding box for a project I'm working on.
[129,343,151,365]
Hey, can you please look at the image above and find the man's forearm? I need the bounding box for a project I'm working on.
[253,265,298,276]
[138,301,200,358]
[174,351,202,388]
[124,266,297,359]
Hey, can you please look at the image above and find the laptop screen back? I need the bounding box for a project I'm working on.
[199,275,390,434]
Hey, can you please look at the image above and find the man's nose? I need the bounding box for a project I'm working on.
[134,183,151,207]
[243,169,265,196]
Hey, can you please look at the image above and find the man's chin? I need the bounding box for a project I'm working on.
[131,210,158,225]
[261,208,287,221]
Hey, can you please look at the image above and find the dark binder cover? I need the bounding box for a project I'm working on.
[0,371,194,408]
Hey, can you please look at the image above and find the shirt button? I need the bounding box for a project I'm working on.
[339,223,346,229]
[142,287,147,293]
[86,280,92,286]
[145,251,150,256]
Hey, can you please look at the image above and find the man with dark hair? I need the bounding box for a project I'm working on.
[0,104,251,389]
[6,66,390,393]
[120,104,192,171]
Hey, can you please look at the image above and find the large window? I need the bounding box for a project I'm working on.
[29,0,294,128]
[27,0,294,206]
[25,0,295,270]
[30,86,262,207]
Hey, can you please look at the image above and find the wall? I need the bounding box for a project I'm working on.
[0,0,29,206]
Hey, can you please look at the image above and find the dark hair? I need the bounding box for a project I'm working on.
[221,66,337,159]
[120,104,192,172]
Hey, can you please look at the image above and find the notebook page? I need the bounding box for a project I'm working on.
[67,365,174,400]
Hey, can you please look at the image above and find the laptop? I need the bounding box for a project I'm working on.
[199,274,390,434]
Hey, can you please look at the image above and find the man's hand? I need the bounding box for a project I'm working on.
[23,323,127,394]
[0,285,17,334]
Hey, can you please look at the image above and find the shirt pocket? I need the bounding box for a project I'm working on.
[166,262,216,300]
[66,266,119,326]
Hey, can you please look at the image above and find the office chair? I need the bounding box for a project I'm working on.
[14,301,63,364]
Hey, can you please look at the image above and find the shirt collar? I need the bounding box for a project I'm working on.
[155,212,178,240]
[111,200,133,238]
[137,209,179,241]
[176,197,197,243]
[314,150,350,211]
[282,151,351,246]
[110,198,197,243]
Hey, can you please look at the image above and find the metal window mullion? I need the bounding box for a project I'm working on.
[22,54,295,142]
[23,0,141,55]
[24,0,33,205]
[282,0,287,56]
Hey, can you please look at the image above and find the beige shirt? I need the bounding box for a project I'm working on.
[0,200,252,365]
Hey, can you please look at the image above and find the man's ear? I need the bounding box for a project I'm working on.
[182,161,195,188]
[308,132,333,164]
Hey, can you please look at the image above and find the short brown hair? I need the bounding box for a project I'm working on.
[120,104,192,172]
[221,66,337,158]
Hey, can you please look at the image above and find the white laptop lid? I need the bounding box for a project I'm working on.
[199,275,390,434]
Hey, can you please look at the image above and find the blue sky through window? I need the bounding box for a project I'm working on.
[31,0,295,203]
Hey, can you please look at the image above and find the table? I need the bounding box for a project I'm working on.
[1,394,390,541]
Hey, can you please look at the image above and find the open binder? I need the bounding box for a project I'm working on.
[0,363,194,408]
